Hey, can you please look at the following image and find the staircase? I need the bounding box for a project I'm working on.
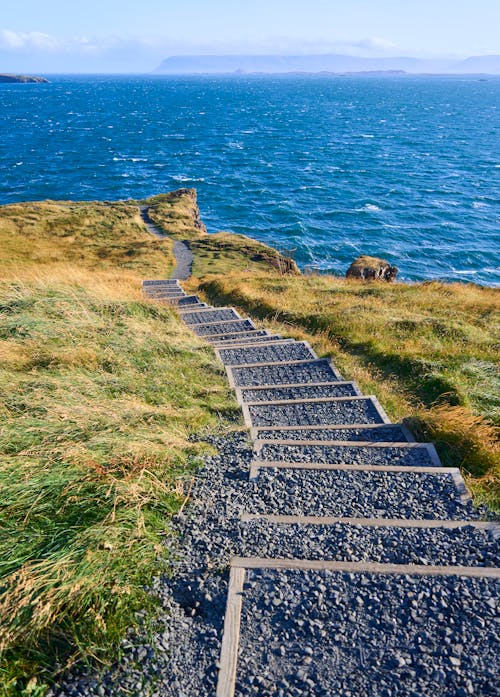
[143,279,500,697]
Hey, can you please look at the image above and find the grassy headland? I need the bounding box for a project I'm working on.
[1,189,498,693]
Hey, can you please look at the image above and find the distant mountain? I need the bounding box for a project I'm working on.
[454,55,500,73]
[155,54,500,75]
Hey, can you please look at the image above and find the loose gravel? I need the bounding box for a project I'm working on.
[256,443,436,467]
[241,383,359,403]
[231,360,341,387]
[238,519,500,566]
[193,320,255,336]
[213,336,285,347]
[206,330,268,343]
[182,308,240,325]
[166,295,204,307]
[254,425,411,442]
[218,343,316,366]
[171,240,193,280]
[46,434,497,697]
[247,398,384,427]
[249,468,481,520]
[236,568,500,697]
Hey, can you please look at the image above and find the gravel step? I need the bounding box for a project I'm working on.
[238,382,361,404]
[217,342,317,367]
[244,396,388,427]
[229,359,343,387]
[253,441,440,467]
[251,423,414,442]
[237,518,500,566]
[193,319,256,337]
[247,468,479,520]
[205,330,269,343]
[145,291,186,299]
[234,567,499,697]
[142,279,181,287]
[212,336,286,348]
[164,295,205,307]
[182,308,241,325]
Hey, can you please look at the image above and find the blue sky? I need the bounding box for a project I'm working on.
[1,0,499,72]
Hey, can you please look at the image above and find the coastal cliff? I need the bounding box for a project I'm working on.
[0,73,49,83]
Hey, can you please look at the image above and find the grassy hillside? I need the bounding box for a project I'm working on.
[195,272,500,509]
[0,194,242,695]
[145,190,300,277]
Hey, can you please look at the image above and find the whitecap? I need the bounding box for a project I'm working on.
[473,201,488,209]
[360,204,381,212]
[359,134,374,138]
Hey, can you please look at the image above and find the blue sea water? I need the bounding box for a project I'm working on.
[1,74,499,285]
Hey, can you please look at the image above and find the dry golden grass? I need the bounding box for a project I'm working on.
[198,272,500,507]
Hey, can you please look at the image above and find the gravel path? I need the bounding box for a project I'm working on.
[236,569,499,697]
[206,330,269,343]
[256,443,435,466]
[140,206,193,280]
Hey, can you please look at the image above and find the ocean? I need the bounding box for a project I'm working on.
[1,74,499,285]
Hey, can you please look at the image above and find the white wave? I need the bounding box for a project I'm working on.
[473,201,488,209]
[360,204,381,212]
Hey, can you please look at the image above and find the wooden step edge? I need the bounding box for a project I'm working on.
[205,331,269,342]
[179,306,216,315]
[239,513,500,536]
[248,461,450,479]
[212,338,288,349]
[216,567,245,697]
[250,422,415,442]
[230,556,500,577]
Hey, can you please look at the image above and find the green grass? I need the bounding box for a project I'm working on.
[197,272,500,509]
[144,190,299,277]
[0,194,241,695]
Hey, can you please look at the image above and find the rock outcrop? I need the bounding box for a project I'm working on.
[0,74,49,84]
[346,255,398,282]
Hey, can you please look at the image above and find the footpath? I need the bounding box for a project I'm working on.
[142,278,500,697]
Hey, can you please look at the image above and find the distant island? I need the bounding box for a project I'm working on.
[0,74,49,84]
[155,53,500,75]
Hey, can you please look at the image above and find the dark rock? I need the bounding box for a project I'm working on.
[346,255,398,282]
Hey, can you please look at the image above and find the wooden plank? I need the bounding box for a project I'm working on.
[231,557,500,578]
[239,513,500,536]
[216,567,245,697]
[249,461,449,477]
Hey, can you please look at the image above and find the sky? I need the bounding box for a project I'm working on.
[1,0,499,73]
